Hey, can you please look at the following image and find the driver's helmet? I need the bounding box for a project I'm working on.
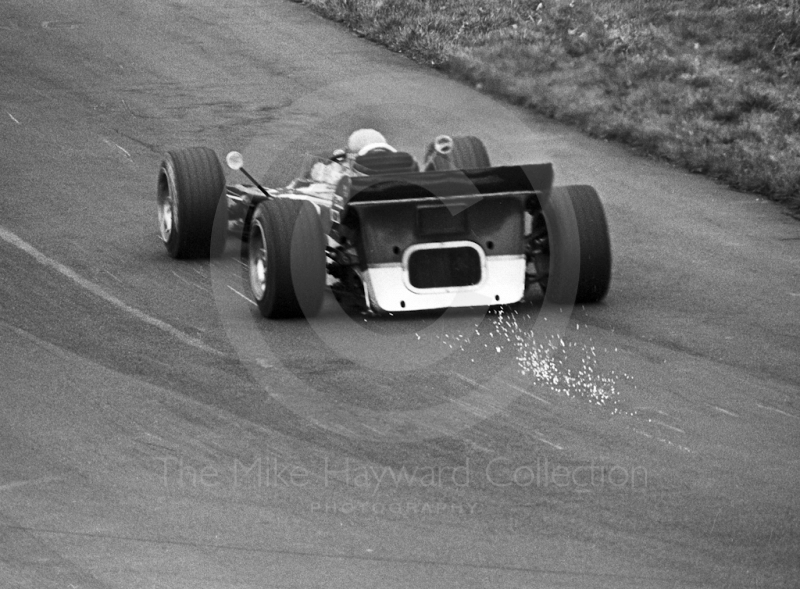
[346,128,395,155]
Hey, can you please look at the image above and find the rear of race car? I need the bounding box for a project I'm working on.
[329,164,555,313]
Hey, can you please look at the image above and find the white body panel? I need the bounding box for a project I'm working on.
[363,255,526,313]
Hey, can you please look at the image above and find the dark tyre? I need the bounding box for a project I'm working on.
[449,136,491,169]
[247,198,326,318]
[157,147,227,259]
[537,185,611,304]
[424,135,491,171]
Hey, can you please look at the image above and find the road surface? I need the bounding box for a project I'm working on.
[1,1,798,587]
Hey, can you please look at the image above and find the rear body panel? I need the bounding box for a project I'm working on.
[365,255,526,312]
[349,193,529,312]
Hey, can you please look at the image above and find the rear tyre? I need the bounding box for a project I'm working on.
[449,136,491,169]
[538,185,611,304]
[424,135,491,171]
[247,199,326,318]
[157,147,228,259]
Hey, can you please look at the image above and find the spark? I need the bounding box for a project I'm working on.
[435,310,632,408]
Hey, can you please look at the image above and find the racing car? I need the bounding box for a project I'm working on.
[156,131,611,318]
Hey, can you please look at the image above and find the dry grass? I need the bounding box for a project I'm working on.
[301,0,800,214]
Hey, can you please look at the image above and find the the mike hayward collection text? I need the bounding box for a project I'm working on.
[157,456,647,493]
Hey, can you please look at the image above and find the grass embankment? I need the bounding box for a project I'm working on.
[302,0,800,214]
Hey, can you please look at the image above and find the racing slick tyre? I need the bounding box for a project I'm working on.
[449,136,491,169]
[538,185,611,304]
[157,147,228,259]
[424,136,491,171]
[247,198,326,319]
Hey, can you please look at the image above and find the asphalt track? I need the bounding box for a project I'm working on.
[1,1,799,587]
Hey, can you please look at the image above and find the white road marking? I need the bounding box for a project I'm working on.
[532,431,563,450]
[633,427,691,452]
[227,285,257,306]
[453,374,559,446]
[712,405,738,417]
[7,112,20,124]
[102,269,123,283]
[41,21,81,29]
[451,374,496,418]
[329,424,358,438]
[450,396,493,419]
[0,476,62,492]
[453,373,482,388]
[649,419,685,434]
[0,225,225,357]
[634,406,669,416]
[465,440,493,453]
[499,378,551,405]
[756,403,797,419]
[361,424,385,436]
[172,270,211,293]
[102,138,131,159]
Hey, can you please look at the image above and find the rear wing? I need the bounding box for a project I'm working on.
[334,164,555,265]
[340,164,554,205]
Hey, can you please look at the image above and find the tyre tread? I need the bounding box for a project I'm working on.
[569,185,612,303]
[251,198,325,319]
[541,185,612,304]
[450,136,491,170]
[162,147,226,259]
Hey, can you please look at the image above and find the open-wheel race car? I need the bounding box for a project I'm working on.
[156,130,611,318]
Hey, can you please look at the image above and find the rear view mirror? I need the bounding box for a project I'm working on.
[226,151,244,171]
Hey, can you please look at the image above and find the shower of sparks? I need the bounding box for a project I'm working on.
[436,308,633,409]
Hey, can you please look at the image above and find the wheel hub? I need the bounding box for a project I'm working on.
[157,171,177,243]
[249,222,268,300]
[158,199,173,241]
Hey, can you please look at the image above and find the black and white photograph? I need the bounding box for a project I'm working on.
[1,0,798,587]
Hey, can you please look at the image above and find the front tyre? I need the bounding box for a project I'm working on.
[248,199,326,319]
[157,147,227,259]
[538,185,612,304]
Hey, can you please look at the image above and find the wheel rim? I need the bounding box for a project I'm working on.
[249,219,268,301]
[157,170,177,243]
[158,199,173,242]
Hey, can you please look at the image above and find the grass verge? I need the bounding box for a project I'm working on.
[301,0,800,215]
